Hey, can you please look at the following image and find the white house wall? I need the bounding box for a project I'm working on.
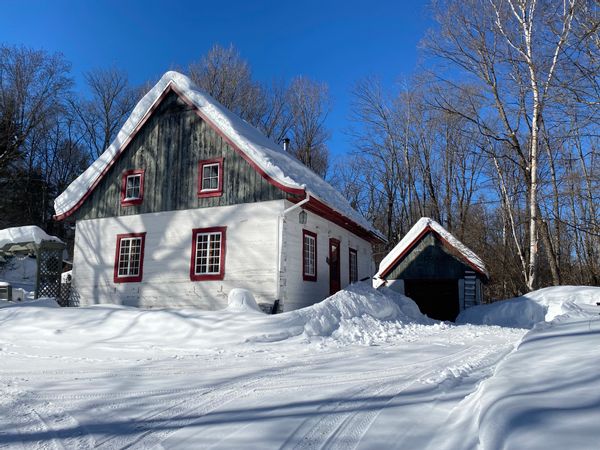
[280,201,375,311]
[73,200,283,309]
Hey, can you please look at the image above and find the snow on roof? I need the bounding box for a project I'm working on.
[374,217,489,282]
[0,225,64,250]
[53,71,381,238]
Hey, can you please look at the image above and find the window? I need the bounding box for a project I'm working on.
[120,169,145,206]
[303,229,317,281]
[349,248,358,284]
[114,233,146,283]
[190,226,226,281]
[198,158,223,197]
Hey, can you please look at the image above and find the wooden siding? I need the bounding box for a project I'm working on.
[74,91,286,220]
[386,232,483,281]
[72,201,283,309]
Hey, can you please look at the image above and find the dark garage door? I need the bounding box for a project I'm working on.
[404,279,459,322]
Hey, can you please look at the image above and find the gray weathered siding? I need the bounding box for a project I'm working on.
[386,232,478,280]
[74,91,286,220]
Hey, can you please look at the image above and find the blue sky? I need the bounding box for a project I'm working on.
[0,0,433,158]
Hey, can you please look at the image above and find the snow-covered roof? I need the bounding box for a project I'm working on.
[374,217,489,283]
[0,226,64,251]
[53,71,382,240]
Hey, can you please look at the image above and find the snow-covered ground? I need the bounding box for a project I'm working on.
[0,284,598,449]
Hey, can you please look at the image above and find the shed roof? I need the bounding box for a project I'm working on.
[0,226,64,254]
[374,217,489,284]
[53,71,384,242]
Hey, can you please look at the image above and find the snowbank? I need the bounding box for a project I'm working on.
[444,308,600,450]
[457,285,600,328]
[0,225,63,249]
[0,283,431,349]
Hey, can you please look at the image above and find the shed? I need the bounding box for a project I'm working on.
[374,218,489,321]
[0,226,67,303]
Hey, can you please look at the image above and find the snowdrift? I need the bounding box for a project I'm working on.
[0,283,431,349]
[443,300,600,450]
[456,286,600,328]
[0,297,59,309]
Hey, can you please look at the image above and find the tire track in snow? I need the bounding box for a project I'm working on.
[93,356,316,449]
[283,345,492,450]
[0,381,95,450]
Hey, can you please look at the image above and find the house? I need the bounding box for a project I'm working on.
[54,71,385,312]
[373,217,488,321]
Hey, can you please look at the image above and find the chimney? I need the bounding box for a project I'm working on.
[282,137,290,152]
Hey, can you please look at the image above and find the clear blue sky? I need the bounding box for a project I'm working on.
[0,0,433,158]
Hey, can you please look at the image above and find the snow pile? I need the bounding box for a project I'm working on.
[457,286,600,328]
[54,71,382,239]
[225,288,263,313]
[295,283,432,340]
[374,217,488,287]
[0,225,63,249]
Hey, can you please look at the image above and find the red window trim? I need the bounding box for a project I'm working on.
[190,226,227,281]
[113,232,146,283]
[120,169,145,206]
[198,157,224,198]
[302,229,317,282]
[349,247,358,283]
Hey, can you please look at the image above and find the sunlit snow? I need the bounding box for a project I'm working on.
[0,284,598,449]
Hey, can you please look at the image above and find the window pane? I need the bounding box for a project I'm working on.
[202,164,220,191]
[126,175,141,199]
[118,237,142,277]
[195,232,222,275]
[304,235,315,277]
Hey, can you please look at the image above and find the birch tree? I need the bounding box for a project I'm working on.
[425,0,580,290]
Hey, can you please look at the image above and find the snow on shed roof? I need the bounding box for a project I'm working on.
[53,71,383,240]
[0,226,63,250]
[375,217,489,282]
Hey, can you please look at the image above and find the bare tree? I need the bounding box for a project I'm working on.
[285,76,331,177]
[424,0,583,290]
[70,67,138,159]
[189,44,265,126]
[188,45,330,176]
[0,45,72,173]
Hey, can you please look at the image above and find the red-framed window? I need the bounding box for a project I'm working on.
[198,158,223,198]
[303,229,317,282]
[120,169,145,206]
[114,232,146,283]
[349,248,358,284]
[190,226,226,281]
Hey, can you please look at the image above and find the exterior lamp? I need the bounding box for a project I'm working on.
[299,210,307,225]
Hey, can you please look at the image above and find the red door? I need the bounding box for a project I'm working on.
[329,238,341,295]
